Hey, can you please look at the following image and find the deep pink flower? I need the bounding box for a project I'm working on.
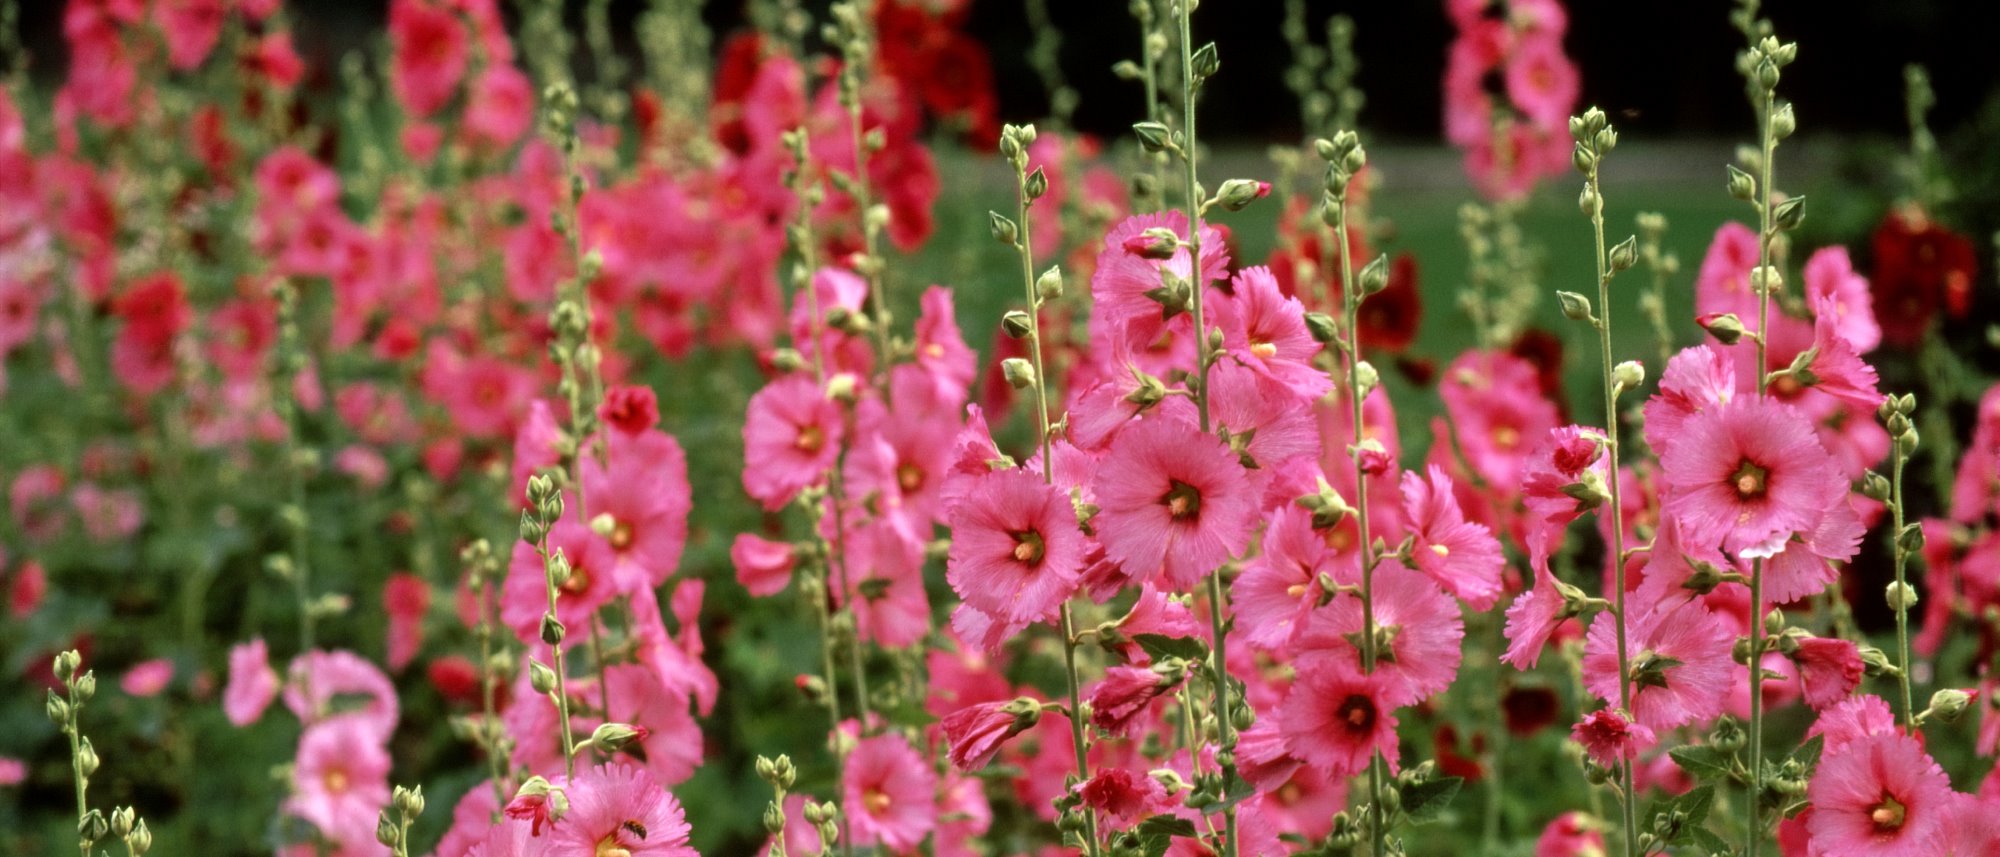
[1298,564,1464,706]
[1090,211,1230,341]
[503,520,619,648]
[600,385,661,436]
[1501,561,1574,670]
[1582,599,1734,731]
[1571,708,1656,767]
[946,467,1086,625]
[1074,767,1173,828]
[1093,417,1257,591]
[1213,265,1328,400]
[1808,695,1898,755]
[1806,730,1952,857]
[942,698,1039,771]
[463,63,534,150]
[225,638,278,726]
[1695,222,1762,328]
[0,756,22,787]
[1505,33,1580,126]
[581,429,691,587]
[286,719,392,854]
[844,732,936,852]
[389,0,469,117]
[1800,294,1885,410]
[1792,636,1865,710]
[1643,345,1738,458]
[384,572,429,672]
[1089,664,1183,736]
[731,533,796,597]
[1660,397,1846,558]
[742,375,843,511]
[1535,812,1605,857]
[1401,465,1506,609]
[549,763,696,857]
[1231,505,1338,651]
[153,0,226,70]
[1278,656,1399,778]
[1804,246,1881,353]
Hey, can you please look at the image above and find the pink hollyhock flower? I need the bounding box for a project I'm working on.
[1104,586,1207,662]
[582,430,691,587]
[120,658,173,697]
[10,560,46,618]
[599,385,661,436]
[935,770,994,857]
[1805,730,1952,857]
[1643,345,1738,457]
[284,649,400,741]
[844,399,959,527]
[1535,812,1605,857]
[1212,265,1329,400]
[844,732,937,852]
[945,468,1086,625]
[431,781,501,857]
[1501,561,1578,670]
[1660,397,1846,558]
[503,520,619,648]
[225,638,279,726]
[69,483,141,542]
[1232,505,1338,651]
[1206,360,1321,471]
[511,399,564,505]
[910,286,977,408]
[942,697,1039,771]
[389,0,469,117]
[1799,294,1885,410]
[1089,664,1184,736]
[1235,721,1303,792]
[1065,361,1199,452]
[1571,708,1656,767]
[1093,417,1257,591]
[1440,350,1562,492]
[1090,210,1230,332]
[1505,33,1580,126]
[11,465,67,541]
[742,375,843,511]
[463,63,534,150]
[1583,599,1734,731]
[287,718,392,854]
[833,519,933,648]
[1807,694,1898,754]
[110,271,190,395]
[1695,221,1763,327]
[1401,465,1506,609]
[1298,564,1464,706]
[731,533,796,597]
[152,0,225,70]
[1804,246,1881,353]
[1280,657,1399,778]
[247,31,304,89]
[1074,767,1173,828]
[549,763,696,857]
[1759,495,1865,604]
[1792,636,1865,710]
[383,572,429,672]
[0,756,22,787]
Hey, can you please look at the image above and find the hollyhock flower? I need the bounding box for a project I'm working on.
[247,31,305,89]
[432,783,501,857]
[1213,265,1328,399]
[110,271,191,395]
[503,520,619,647]
[731,533,796,597]
[844,732,937,853]
[120,658,173,697]
[1571,708,1656,767]
[1535,812,1605,857]
[1402,465,1506,609]
[284,649,400,742]
[1695,221,1762,327]
[225,638,279,726]
[942,697,1040,771]
[1660,397,1846,557]
[1642,345,1737,457]
[1791,636,1865,710]
[1093,417,1257,591]
[1066,360,1198,452]
[1804,246,1881,352]
[946,467,1085,625]
[1298,564,1465,706]
[1207,360,1321,472]
[0,756,22,787]
[1090,210,1231,332]
[152,0,225,70]
[428,655,482,708]
[1090,664,1184,736]
[1806,730,1952,857]
[1582,599,1734,731]
[464,63,534,150]
[383,572,429,672]
[1871,205,1976,347]
[1075,767,1174,828]
[287,719,392,853]
[1232,505,1338,651]
[581,430,691,587]
[1279,656,1399,778]
[910,286,977,407]
[600,386,661,435]
[511,399,564,505]
[1439,350,1562,492]
[1794,295,1885,410]
[548,763,696,857]
[1808,694,1898,754]
[1759,497,1864,604]
[845,399,959,526]
[1505,33,1580,126]
[831,519,932,648]
[1501,561,1578,670]
[10,560,46,619]
[742,375,843,511]
[389,0,469,117]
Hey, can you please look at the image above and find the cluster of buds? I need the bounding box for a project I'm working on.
[49,651,151,855]
[1315,130,1366,207]
[375,785,426,857]
[756,754,800,855]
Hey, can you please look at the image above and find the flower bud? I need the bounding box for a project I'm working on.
[1124,227,1181,260]
[1608,235,1639,272]
[1886,580,1919,611]
[55,650,81,682]
[1002,358,1037,390]
[1772,196,1807,232]
[1190,41,1220,80]
[1697,312,1746,344]
[1353,361,1379,400]
[1001,310,1034,340]
[1358,254,1390,296]
[1571,143,1595,175]
[73,670,96,701]
[1214,178,1271,211]
[1557,291,1594,322]
[46,691,68,726]
[763,801,787,834]
[1132,121,1172,153]
[128,820,151,855]
[1771,102,1797,139]
[1861,471,1892,502]
[1726,164,1756,201]
[111,806,134,839]
[589,722,647,752]
[1025,167,1048,201]
[1923,688,1971,724]
[988,211,1018,246]
[1578,183,1601,217]
[1612,360,1645,394]
[1036,265,1065,301]
[394,784,426,817]
[529,658,558,695]
[78,737,99,777]
[1304,312,1339,344]
[376,809,401,848]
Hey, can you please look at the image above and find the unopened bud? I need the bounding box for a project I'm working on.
[1358,254,1390,296]
[988,211,1018,245]
[110,806,134,839]
[128,820,151,855]
[1772,196,1807,232]
[1002,358,1037,390]
[1698,312,1746,344]
[376,810,401,848]
[1612,361,1645,394]
[588,722,645,752]
[1886,581,1919,611]
[1726,164,1756,201]
[1133,121,1172,153]
[1025,167,1048,201]
[1557,291,1594,322]
[1304,312,1339,344]
[1609,235,1639,272]
[1001,310,1034,340]
[1036,265,1065,301]
[1215,178,1271,212]
[529,658,558,695]
[1923,689,1971,724]
[394,784,425,817]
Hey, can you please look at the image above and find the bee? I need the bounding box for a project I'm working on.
[621,820,649,840]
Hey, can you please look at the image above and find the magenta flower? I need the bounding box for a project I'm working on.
[1093,417,1256,591]
[1401,465,1506,610]
[742,375,843,511]
[1213,265,1328,400]
[946,468,1085,626]
[284,649,400,742]
[1660,397,1846,558]
[1803,245,1881,353]
[1073,767,1173,829]
[1231,506,1336,651]
[224,638,279,727]
[1642,345,1737,458]
[843,732,937,853]
[1278,656,1399,778]
[286,719,391,854]
[1792,636,1865,711]
[503,520,619,648]
[549,763,696,857]
[1534,812,1606,857]
[1089,664,1182,736]
[1806,730,1953,857]
[1582,599,1734,731]
[581,429,691,587]
[730,533,796,597]
[1298,564,1464,706]
[1571,708,1656,768]
[942,698,1039,772]
[1501,561,1572,670]
[1800,293,1886,410]
[1808,695,1899,755]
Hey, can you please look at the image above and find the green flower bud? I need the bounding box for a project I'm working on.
[128,820,152,856]
[1699,312,1746,344]
[1557,290,1594,322]
[78,736,99,777]
[529,658,558,695]
[1190,42,1220,81]
[589,722,645,752]
[1886,580,1919,611]
[1132,121,1172,153]
[1001,310,1035,340]
[538,613,564,647]
[1304,312,1339,344]
[1612,360,1646,394]
[111,806,134,839]
[1025,167,1048,201]
[1002,358,1037,390]
[1772,196,1807,232]
[988,211,1019,246]
[376,809,401,848]
[1923,688,1971,724]
[1608,235,1639,272]
[1214,178,1271,212]
[1036,265,1065,301]
[1358,254,1390,296]
[764,800,787,834]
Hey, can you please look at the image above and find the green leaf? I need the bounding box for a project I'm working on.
[1136,814,1197,857]
[1400,776,1464,825]
[1133,634,1209,663]
[1669,745,1735,783]
[1789,735,1823,773]
[1211,769,1258,812]
[1688,825,1733,855]
[1648,784,1717,845]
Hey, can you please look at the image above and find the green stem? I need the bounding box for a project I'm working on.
[539,542,578,779]
[1890,441,1914,725]
[1746,80,1778,857]
[1060,604,1104,857]
[1335,188,1387,857]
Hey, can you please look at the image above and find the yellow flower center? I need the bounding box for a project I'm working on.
[795,425,825,454]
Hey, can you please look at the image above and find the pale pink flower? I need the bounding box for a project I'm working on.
[0,756,23,786]
[287,719,392,854]
[581,429,691,587]
[548,763,696,857]
[844,731,937,852]
[225,638,279,726]
[1803,246,1881,353]
[503,520,619,648]
[1504,33,1579,126]
[1297,564,1464,706]
[120,658,173,697]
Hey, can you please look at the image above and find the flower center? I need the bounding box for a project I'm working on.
[1870,793,1907,832]
[896,462,925,493]
[865,787,893,815]
[1162,480,1202,521]
[596,836,633,857]
[1011,530,1046,565]
[1285,582,1307,598]
[1730,459,1769,500]
[1338,694,1375,731]
[609,520,634,550]
[561,563,593,595]
[1493,425,1520,449]
[1429,543,1450,558]
[1250,341,1278,359]
[322,768,349,794]
[795,424,825,454]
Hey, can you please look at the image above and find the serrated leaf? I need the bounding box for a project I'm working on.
[1136,814,1197,857]
[1133,634,1209,664]
[1648,784,1717,845]
[1789,735,1823,772]
[1669,745,1734,782]
[1400,776,1463,825]
[1688,825,1733,855]
[1211,770,1258,812]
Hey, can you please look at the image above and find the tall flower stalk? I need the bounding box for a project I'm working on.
[1565,106,1644,857]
